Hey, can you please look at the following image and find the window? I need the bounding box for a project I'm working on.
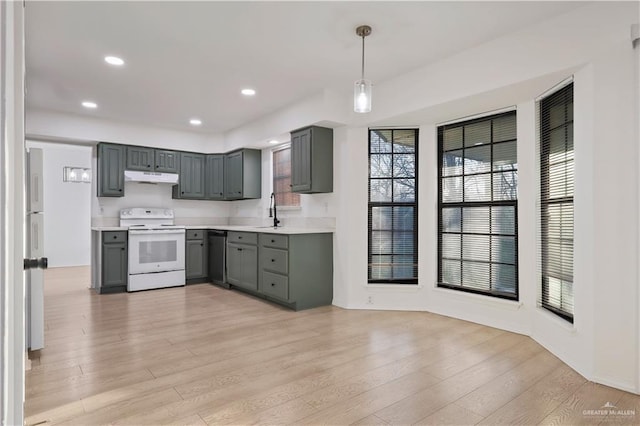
[272,146,300,207]
[437,111,518,299]
[539,82,574,322]
[368,129,418,284]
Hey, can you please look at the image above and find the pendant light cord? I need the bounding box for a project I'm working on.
[361,35,365,80]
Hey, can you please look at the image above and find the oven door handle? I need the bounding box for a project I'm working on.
[129,229,186,235]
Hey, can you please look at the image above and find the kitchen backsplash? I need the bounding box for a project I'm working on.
[228,216,335,228]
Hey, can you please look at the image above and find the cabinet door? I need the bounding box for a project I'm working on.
[227,243,257,290]
[291,128,311,192]
[186,239,206,279]
[155,149,180,173]
[241,244,258,290]
[177,153,206,199]
[205,154,225,200]
[126,146,154,171]
[224,151,243,199]
[102,242,127,286]
[226,243,244,286]
[98,143,125,197]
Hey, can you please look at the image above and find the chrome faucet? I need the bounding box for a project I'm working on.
[269,192,280,228]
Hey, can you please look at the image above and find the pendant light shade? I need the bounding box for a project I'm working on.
[354,79,372,113]
[354,25,372,113]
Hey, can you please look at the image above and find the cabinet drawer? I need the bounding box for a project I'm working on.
[261,247,288,275]
[260,233,288,249]
[103,231,127,243]
[186,229,205,240]
[261,271,288,301]
[228,231,257,245]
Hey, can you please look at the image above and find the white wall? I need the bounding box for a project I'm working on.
[328,2,639,393]
[26,141,92,267]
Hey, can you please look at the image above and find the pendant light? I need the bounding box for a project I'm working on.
[354,25,372,113]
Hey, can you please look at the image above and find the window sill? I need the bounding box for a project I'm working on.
[365,283,423,291]
[431,286,523,310]
[535,306,577,334]
[277,206,302,211]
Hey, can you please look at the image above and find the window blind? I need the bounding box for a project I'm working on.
[437,111,519,299]
[368,129,418,284]
[273,146,300,207]
[539,82,574,322]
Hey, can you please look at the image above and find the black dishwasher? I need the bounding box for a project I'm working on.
[208,230,229,288]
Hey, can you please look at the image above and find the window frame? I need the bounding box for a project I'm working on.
[367,128,419,285]
[271,143,300,209]
[437,110,519,300]
[539,81,574,323]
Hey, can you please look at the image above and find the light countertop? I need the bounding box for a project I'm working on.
[91,226,128,231]
[92,225,334,234]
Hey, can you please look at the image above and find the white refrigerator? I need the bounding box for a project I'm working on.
[26,147,45,350]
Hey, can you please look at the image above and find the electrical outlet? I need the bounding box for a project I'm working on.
[367,295,373,304]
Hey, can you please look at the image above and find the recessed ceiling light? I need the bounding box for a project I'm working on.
[189,118,202,126]
[104,56,124,66]
[241,88,256,96]
[268,140,280,144]
[82,101,98,109]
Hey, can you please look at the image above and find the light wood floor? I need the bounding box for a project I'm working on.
[25,267,639,425]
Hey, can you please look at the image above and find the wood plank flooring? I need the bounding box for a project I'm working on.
[25,266,640,425]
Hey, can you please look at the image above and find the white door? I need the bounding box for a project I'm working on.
[1,1,26,424]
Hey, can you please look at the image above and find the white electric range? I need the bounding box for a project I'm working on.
[120,208,186,292]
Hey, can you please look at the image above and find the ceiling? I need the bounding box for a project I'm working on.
[25,1,585,135]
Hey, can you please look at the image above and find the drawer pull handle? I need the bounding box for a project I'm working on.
[271,259,275,262]
[238,236,242,239]
[113,235,117,239]
[237,248,243,251]
[271,239,275,243]
[271,283,275,286]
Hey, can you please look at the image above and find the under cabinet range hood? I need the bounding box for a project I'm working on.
[124,170,179,184]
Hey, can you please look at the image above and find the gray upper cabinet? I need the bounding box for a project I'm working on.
[97,143,125,197]
[173,152,206,199]
[155,149,179,173]
[291,125,333,193]
[126,146,154,171]
[224,149,261,200]
[205,154,225,200]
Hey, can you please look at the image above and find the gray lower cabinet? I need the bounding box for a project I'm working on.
[224,149,261,200]
[205,154,225,200]
[173,152,206,199]
[258,233,333,310]
[101,231,128,293]
[126,146,154,171]
[186,229,208,283]
[226,232,258,291]
[290,125,333,194]
[97,143,125,197]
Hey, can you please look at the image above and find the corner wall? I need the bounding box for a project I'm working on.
[327,2,639,393]
[26,141,92,267]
